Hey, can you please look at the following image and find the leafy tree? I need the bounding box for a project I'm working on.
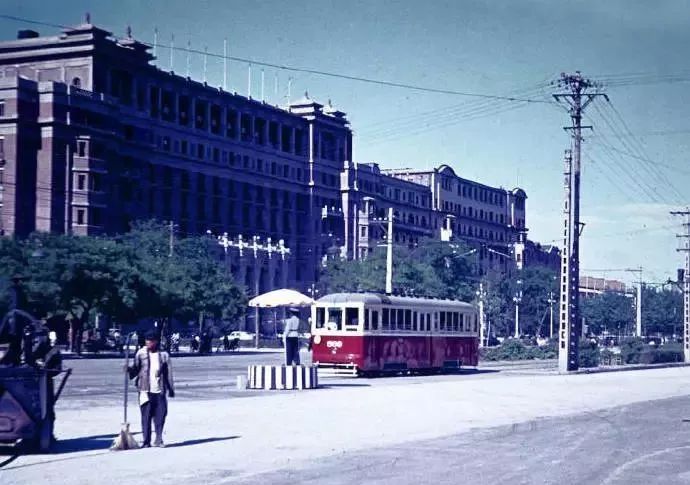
[318,239,477,299]
[483,266,558,338]
[581,291,634,337]
[641,286,682,336]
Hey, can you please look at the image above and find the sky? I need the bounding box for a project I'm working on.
[2,0,690,285]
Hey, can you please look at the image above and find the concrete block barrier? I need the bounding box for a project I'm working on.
[247,364,319,390]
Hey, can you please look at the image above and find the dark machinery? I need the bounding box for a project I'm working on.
[0,308,71,452]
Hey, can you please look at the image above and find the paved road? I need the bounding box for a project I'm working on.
[231,395,690,485]
[58,350,294,409]
[58,353,557,410]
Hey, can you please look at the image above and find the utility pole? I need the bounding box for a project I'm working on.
[553,72,607,372]
[625,267,644,337]
[671,209,690,362]
[513,279,522,339]
[547,291,556,339]
[168,220,175,257]
[386,207,393,295]
[477,282,487,347]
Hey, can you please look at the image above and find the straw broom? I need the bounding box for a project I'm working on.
[111,333,139,450]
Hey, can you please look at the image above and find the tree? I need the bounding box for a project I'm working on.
[482,266,558,338]
[641,286,682,337]
[581,291,634,337]
[318,239,477,299]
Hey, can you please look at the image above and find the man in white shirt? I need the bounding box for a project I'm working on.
[283,308,301,365]
[128,329,175,448]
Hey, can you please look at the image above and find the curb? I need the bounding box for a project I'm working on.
[569,361,690,375]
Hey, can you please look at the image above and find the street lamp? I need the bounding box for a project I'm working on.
[513,279,523,339]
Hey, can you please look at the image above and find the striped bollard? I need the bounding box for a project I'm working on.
[247,364,318,390]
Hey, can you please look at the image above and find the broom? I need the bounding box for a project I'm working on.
[111,332,139,450]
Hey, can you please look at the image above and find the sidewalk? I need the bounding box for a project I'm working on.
[5,366,690,485]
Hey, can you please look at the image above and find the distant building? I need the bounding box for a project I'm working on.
[579,276,627,298]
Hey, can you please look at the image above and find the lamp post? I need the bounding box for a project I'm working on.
[513,279,523,339]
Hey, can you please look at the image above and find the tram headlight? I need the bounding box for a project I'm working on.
[314,335,322,345]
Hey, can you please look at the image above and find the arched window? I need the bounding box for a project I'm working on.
[71,77,82,88]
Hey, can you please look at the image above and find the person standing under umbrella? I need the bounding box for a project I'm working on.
[283,308,301,365]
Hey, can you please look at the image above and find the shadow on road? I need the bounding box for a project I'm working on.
[165,436,240,448]
[53,433,120,453]
[319,383,371,388]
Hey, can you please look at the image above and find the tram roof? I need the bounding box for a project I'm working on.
[315,292,475,309]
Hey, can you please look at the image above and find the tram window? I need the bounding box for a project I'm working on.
[453,312,459,332]
[315,307,325,328]
[440,312,446,331]
[345,307,359,330]
[474,314,478,332]
[397,309,405,330]
[460,313,465,332]
[427,314,431,331]
[372,311,379,330]
[326,308,342,331]
[390,308,397,330]
[413,312,418,331]
[364,310,370,331]
[382,308,389,330]
[405,309,412,330]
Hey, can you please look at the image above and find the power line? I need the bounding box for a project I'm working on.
[0,13,550,103]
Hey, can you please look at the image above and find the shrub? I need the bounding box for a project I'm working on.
[620,337,646,364]
[578,340,600,368]
[480,339,557,361]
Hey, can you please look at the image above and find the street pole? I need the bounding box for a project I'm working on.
[513,280,522,339]
[385,207,393,295]
[553,72,607,372]
[671,209,690,362]
[168,220,174,257]
[548,291,555,339]
[478,281,486,347]
[636,274,643,337]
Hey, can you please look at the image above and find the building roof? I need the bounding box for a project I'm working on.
[316,292,475,309]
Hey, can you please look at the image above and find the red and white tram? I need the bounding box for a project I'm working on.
[310,293,479,376]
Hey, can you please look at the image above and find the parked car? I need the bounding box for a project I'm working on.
[228,331,255,342]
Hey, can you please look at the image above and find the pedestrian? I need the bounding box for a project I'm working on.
[222,334,230,352]
[283,308,301,365]
[127,329,175,448]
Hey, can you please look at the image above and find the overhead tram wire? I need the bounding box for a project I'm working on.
[583,154,638,205]
[357,81,553,136]
[589,104,684,205]
[584,123,665,204]
[0,13,553,104]
[590,140,690,177]
[603,99,687,203]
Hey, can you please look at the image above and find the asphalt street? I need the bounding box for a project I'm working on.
[57,352,557,411]
[230,395,690,485]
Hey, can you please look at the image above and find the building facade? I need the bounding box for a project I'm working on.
[0,18,535,295]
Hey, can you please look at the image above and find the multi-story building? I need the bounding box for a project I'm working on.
[0,17,535,298]
[0,20,351,294]
[383,165,527,274]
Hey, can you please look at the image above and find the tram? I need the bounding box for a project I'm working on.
[310,292,479,376]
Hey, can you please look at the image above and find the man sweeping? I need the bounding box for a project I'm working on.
[128,329,175,448]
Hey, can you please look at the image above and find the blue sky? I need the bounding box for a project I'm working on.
[2,0,690,284]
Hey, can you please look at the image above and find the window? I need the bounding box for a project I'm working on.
[371,311,379,331]
[0,100,5,117]
[405,309,412,330]
[213,147,220,163]
[412,312,418,331]
[181,140,188,155]
[360,226,367,238]
[364,309,369,331]
[197,143,204,159]
[397,309,404,331]
[77,141,86,157]
[345,308,359,331]
[382,308,390,330]
[440,312,446,331]
[453,312,459,332]
[77,174,86,190]
[76,209,85,225]
[326,308,342,331]
[390,308,397,330]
